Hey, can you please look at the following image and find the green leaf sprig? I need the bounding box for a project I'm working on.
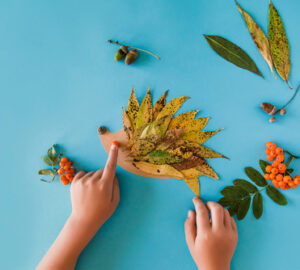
[38,145,62,182]
[219,159,288,220]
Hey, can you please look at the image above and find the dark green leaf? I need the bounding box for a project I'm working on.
[204,35,263,77]
[52,154,62,165]
[266,186,287,205]
[228,202,239,216]
[218,197,233,207]
[233,179,258,193]
[237,197,251,220]
[221,186,249,200]
[42,155,54,166]
[252,193,263,219]
[47,145,56,160]
[245,167,267,187]
[259,160,270,174]
[38,169,55,175]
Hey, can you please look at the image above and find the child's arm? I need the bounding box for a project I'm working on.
[185,197,238,270]
[37,143,119,270]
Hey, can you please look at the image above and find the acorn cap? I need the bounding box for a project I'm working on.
[125,49,138,65]
[114,46,128,61]
[261,102,277,115]
[279,108,287,116]
[269,116,277,123]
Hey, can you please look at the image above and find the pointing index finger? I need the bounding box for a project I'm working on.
[102,141,119,187]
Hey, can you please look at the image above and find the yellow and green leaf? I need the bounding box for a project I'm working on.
[153,91,168,120]
[180,129,222,145]
[184,178,200,196]
[156,96,189,120]
[168,110,199,130]
[139,150,183,165]
[135,88,153,129]
[126,88,139,127]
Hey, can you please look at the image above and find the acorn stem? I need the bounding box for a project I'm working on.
[276,83,300,113]
[286,81,293,90]
[108,40,160,60]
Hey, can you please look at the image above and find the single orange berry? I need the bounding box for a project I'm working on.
[283,176,292,183]
[61,157,69,163]
[295,177,300,185]
[288,181,296,188]
[278,181,285,188]
[65,172,73,181]
[267,155,275,161]
[266,142,276,150]
[68,175,74,182]
[265,174,271,180]
[276,154,285,162]
[278,163,286,173]
[265,149,271,155]
[270,150,276,157]
[271,168,279,175]
[272,180,280,188]
[59,161,66,167]
[63,164,71,171]
[269,173,276,180]
[275,147,283,155]
[57,168,65,175]
[266,165,272,173]
[69,168,75,174]
[272,160,280,168]
[60,175,69,185]
[276,174,283,181]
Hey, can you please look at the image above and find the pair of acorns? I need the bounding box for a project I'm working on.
[114,46,138,65]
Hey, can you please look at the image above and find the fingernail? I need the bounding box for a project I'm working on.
[187,210,193,219]
[111,141,119,148]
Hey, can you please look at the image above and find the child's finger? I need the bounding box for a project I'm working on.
[206,201,224,230]
[111,176,120,204]
[92,169,104,181]
[102,142,119,189]
[82,171,96,182]
[231,217,237,232]
[223,209,232,228]
[184,210,196,247]
[193,197,210,232]
[73,171,85,182]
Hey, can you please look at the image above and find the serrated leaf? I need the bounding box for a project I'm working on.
[221,186,249,200]
[156,96,189,120]
[245,167,267,187]
[42,155,54,166]
[196,161,219,180]
[268,1,291,86]
[132,161,184,179]
[259,160,270,174]
[181,168,203,179]
[38,169,55,175]
[135,88,152,130]
[204,35,263,77]
[153,90,168,120]
[253,193,263,219]
[266,186,287,205]
[184,178,200,196]
[180,129,222,145]
[126,88,139,128]
[237,197,251,220]
[218,197,233,207]
[168,110,199,131]
[233,179,258,193]
[140,150,183,165]
[47,145,56,160]
[172,156,206,171]
[236,0,275,76]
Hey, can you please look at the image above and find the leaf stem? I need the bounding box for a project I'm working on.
[276,83,300,113]
[108,40,161,60]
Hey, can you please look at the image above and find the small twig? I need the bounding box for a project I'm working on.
[286,81,293,90]
[284,150,300,159]
[276,83,300,113]
[108,40,161,60]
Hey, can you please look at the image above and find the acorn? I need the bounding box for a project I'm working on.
[260,102,277,115]
[114,46,128,61]
[269,116,277,123]
[125,49,138,65]
[279,108,287,116]
[98,126,107,135]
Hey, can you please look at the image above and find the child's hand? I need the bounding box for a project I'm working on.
[70,142,120,232]
[185,197,238,270]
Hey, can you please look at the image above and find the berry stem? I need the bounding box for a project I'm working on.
[276,83,300,113]
[108,40,161,60]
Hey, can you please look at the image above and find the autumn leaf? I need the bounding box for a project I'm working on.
[126,88,139,127]
[156,96,189,120]
[139,150,183,165]
[180,129,222,145]
[168,110,199,130]
[235,0,275,77]
[184,178,200,196]
[172,156,206,171]
[196,161,219,180]
[153,90,168,120]
[122,108,133,143]
[135,87,153,129]
[268,1,291,87]
[181,168,203,179]
[140,116,171,141]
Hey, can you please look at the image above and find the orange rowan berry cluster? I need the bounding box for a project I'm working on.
[265,142,300,190]
[57,157,76,185]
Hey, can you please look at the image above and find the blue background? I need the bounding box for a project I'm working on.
[1,0,299,269]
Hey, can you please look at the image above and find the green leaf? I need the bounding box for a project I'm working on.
[266,186,287,206]
[237,197,251,220]
[252,193,263,219]
[228,202,239,216]
[221,186,249,200]
[140,150,183,165]
[259,160,270,174]
[268,1,291,86]
[42,155,54,166]
[52,154,62,165]
[245,167,267,187]
[218,197,233,207]
[47,145,56,160]
[38,169,55,175]
[204,35,263,77]
[233,179,258,193]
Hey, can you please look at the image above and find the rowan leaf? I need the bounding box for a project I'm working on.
[184,178,200,196]
[259,160,270,174]
[135,88,153,130]
[228,202,239,216]
[122,108,133,143]
[218,197,234,207]
[156,96,189,120]
[38,169,55,175]
[42,155,54,166]
[168,110,199,130]
[204,35,263,77]
[237,197,251,220]
[245,167,267,187]
[153,90,168,120]
[47,145,56,160]
[180,129,222,145]
[126,88,139,127]
[266,186,287,205]
[221,186,249,200]
[132,161,184,179]
[252,193,263,219]
[140,150,183,165]
[235,0,275,76]
[233,179,258,193]
[268,1,291,86]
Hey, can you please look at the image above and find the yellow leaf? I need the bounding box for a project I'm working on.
[140,116,171,141]
[175,118,210,133]
[122,108,133,143]
[130,139,156,157]
[126,88,139,128]
[184,178,200,196]
[196,162,219,180]
[168,110,199,130]
[156,96,189,120]
[181,168,203,179]
[153,90,168,120]
[133,161,184,179]
[180,129,222,145]
[135,88,153,130]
